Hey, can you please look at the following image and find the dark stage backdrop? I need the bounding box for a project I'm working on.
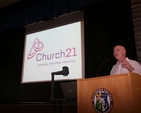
[0,0,137,103]
[0,27,25,104]
[84,0,137,78]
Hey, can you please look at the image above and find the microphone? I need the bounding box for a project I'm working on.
[97,59,109,77]
[51,66,69,76]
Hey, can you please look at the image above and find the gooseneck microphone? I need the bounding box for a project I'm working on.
[97,59,109,77]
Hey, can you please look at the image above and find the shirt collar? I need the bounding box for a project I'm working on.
[116,57,129,64]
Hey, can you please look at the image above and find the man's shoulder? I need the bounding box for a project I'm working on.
[128,58,140,64]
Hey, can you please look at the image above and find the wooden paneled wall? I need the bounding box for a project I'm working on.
[131,0,141,64]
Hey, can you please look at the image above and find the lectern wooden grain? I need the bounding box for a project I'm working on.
[77,72,141,113]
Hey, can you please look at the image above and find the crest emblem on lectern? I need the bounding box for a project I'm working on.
[92,88,113,113]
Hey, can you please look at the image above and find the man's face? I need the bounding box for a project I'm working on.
[113,46,126,61]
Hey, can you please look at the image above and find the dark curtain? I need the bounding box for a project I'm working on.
[84,0,136,77]
[0,0,98,32]
[0,27,25,104]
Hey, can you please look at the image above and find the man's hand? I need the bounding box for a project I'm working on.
[121,59,134,72]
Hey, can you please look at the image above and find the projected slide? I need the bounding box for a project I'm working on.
[22,21,84,83]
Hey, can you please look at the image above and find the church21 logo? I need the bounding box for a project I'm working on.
[92,88,113,113]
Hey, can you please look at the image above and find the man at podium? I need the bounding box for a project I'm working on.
[110,45,141,76]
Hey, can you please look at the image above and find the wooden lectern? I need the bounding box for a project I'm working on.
[77,72,141,113]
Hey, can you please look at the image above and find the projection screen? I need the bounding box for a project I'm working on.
[21,11,85,83]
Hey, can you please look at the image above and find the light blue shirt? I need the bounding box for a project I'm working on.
[110,57,141,76]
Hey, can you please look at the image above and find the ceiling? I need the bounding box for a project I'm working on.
[0,0,21,9]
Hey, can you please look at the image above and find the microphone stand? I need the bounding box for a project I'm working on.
[97,59,108,77]
[50,73,62,113]
[50,73,64,113]
[50,66,69,113]
[50,73,57,113]
[50,73,54,101]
